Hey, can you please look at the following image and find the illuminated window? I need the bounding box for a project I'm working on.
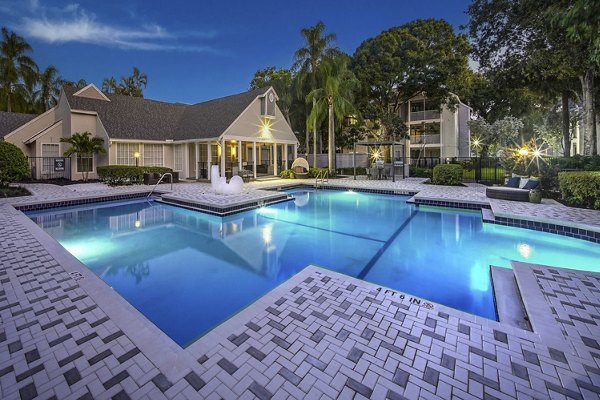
[143,144,163,166]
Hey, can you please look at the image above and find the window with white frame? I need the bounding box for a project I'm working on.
[41,144,60,174]
[174,144,185,172]
[143,144,163,166]
[116,143,139,165]
[77,155,93,172]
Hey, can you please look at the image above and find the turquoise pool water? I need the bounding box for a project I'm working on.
[27,189,600,346]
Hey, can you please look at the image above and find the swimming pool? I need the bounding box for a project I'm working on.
[27,189,600,346]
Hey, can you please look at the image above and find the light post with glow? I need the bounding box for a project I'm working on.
[133,151,140,167]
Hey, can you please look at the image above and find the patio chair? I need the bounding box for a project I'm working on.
[291,157,310,179]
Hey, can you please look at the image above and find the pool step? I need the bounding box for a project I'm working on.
[491,266,532,331]
[511,261,569,349]
[481,208,495,222]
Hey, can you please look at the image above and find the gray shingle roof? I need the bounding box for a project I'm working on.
[0,111,36,138]
[64,86,270,141]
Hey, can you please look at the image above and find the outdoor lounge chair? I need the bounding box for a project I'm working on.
[291,157,310,179]
[486,177,539,201]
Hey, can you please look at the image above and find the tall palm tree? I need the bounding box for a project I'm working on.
[102,76,118,94]
[60,132,105,181]
[0,27,37,112]
[129,67,147,97]
[37,65,61,111]
[307,55,357,170]
[292,21,338,167]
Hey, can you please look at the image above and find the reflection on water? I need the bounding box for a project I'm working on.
[27,193,600,346]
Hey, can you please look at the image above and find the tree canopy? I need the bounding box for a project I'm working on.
[352,19,471,119]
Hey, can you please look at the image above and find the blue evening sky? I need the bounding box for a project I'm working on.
[1,0,471,103]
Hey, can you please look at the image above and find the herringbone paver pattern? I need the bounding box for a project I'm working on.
[2,182,600,399]
[185,267,600,399]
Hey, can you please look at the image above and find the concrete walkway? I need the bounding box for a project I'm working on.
[1,180,600,399]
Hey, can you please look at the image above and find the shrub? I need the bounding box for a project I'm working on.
[308,168,334,178]
[538,155,600,197]
[558,171,600,210]
[337,167,367,176]
[432,164,463,185]
[97,165,172,186]
[0,141,29,186]
[279,169,295,179]
[409,166,432,178]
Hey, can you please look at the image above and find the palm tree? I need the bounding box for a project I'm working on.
[60,132,105,181]
[37,65,61,111]
[306,55,357,170]
[129,67,147,97]
[292,21,338,167]
[102,76,117,94]
[0,27,37,112]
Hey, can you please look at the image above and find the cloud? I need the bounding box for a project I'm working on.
[15,3,219,53]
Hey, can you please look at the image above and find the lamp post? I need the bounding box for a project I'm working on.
[133,151,140,167]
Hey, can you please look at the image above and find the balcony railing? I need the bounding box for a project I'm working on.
[410,134,440,145]
[410,110,441,121]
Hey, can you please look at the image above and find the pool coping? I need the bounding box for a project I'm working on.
[12,203,200,382]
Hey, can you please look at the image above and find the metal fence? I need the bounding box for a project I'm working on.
[28,157,71,181]
[409,157,505,185]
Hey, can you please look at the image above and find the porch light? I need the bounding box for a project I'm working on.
[261,119,272,138]
[518,148,529,156]
[133,151,141,167]
[134,220,141,229]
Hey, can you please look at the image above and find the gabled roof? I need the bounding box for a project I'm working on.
[63,86,271,141]
[175,87,270,140]
[0,111,37,138]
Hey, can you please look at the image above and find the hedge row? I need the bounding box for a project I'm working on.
[432,164,463,186]
[97,165,172,186]
[558,171,600,210]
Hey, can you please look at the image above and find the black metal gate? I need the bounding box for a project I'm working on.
[28,157,71,180]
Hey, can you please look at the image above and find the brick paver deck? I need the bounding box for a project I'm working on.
[1,180,600,399]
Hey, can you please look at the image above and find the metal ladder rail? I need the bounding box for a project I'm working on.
[314,170,329,188]
[146,173,173,198]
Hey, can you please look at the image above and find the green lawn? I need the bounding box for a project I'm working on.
[462,167,506,181]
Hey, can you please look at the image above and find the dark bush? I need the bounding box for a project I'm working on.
[308,168,335,178]
[279,169,295,179]
[0,141,29,186]
[97,165,172,186]
[410,166,432,178]
[432,164,463,185]
[558,171,600,210]
[538,156,600,197]
[337,167,367,176]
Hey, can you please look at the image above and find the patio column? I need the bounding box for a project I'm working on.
[252,141,257,179]
[273,142,278,176]
[195,142,199,180]
[237,140,242,172]
[284,144,289,170]
[220,138,225,177]
[207,142,212,180]
[293,144,298,160]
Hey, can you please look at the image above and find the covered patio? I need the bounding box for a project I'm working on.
[352,140,406,182]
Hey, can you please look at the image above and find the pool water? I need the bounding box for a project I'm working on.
[27,189,600,346]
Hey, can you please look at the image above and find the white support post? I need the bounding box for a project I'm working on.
[273,143,278,176]
[237,140,242,172]
[195,142,199,180]
[284,144,289,170]
[252,141,257,179]
[220,138,226,177]
[206,142,212,180]
[293,144,298,160]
